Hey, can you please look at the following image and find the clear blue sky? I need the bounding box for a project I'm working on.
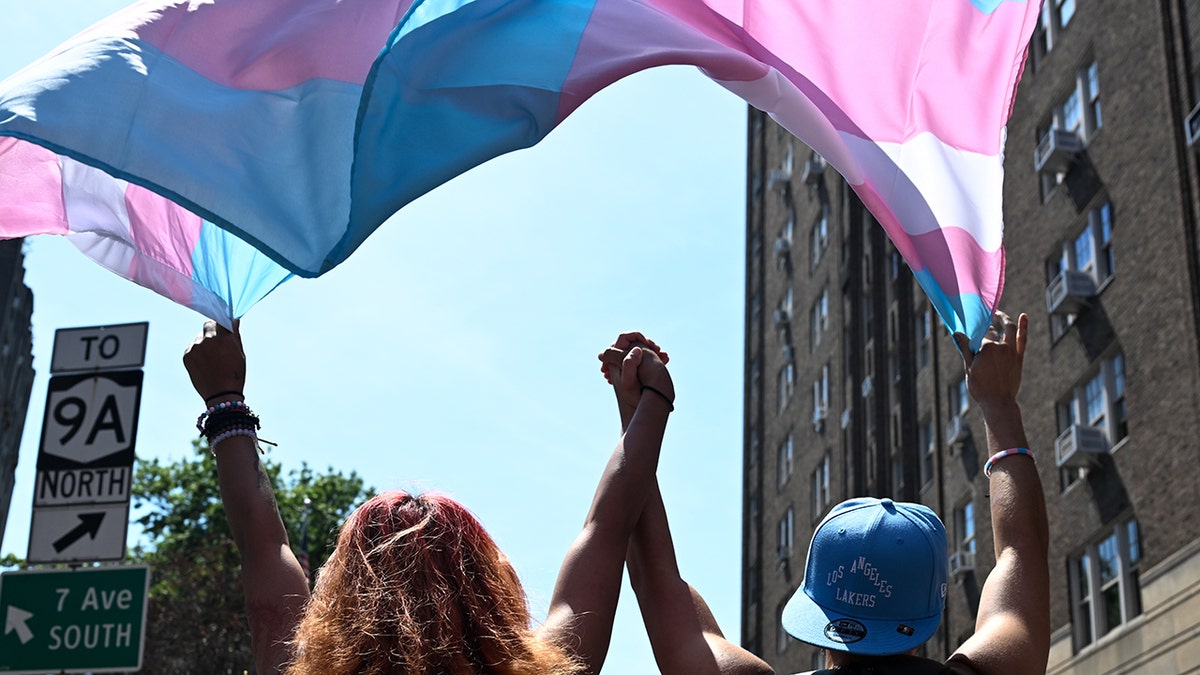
[0,3,749,671]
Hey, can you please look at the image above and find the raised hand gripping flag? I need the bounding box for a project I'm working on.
[0,0,1040,348]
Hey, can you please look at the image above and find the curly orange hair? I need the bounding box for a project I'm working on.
[285,491,582,675]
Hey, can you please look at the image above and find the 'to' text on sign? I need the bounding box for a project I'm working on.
[50,323,148,374]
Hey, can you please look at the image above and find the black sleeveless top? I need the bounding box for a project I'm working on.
[797,654,961,675]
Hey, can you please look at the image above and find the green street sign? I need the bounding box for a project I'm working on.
[0,565,149,674]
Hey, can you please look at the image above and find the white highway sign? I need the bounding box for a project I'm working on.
[50,323,148,374]
[37,371,142,469]
[27,503,130,564]
[34,467,131,506]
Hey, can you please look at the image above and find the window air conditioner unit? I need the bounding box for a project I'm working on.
[949,550,976,576]
[812,406,827,432]
[1045,269,1097,316]
[782,345,796,363]
[945,415,969,449]
[1055,424,1109,469]
[860,376,873,398]
[774,236,791,257]
[801,158,825,185]
[1034,129,1083,174]
[773,309,791,329]
[1187,101,1200,146]
[768,168,792,189]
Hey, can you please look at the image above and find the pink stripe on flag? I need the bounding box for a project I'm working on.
[0,138,69,236]
[118,0,415,90]
[857,181,1004,299]
[637,0,1036,154]
[124,182,203,280]
[558,0,768,122]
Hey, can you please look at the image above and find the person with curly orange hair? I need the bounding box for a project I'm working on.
[183,321,688,674]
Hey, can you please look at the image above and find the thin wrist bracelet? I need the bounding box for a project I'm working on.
[983,447,1034,478]
[641,385,674,411]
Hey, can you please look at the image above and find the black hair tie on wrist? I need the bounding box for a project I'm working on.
[204,390,244,404]
[641,385,675,412]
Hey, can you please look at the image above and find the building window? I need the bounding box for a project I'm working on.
[1040,60,1102,199]
[916,307,932,370]
[1047,202,1114,338]
[777,600,792,654]
[953,501,977,555]
[1032,0,1078,68]
[812,363,830,424]
[778,506,795,563]
[777,434,794,490]
[863,294,875,337]
[746,567,760,620]
[949,377,969,418]
[809,286,829,352]
[748,496,761,559]
[811,453,831,519]
[919,418,935,488]
[1071,519,1143,650]
[778,362,795,414]
[810,205,829,271]
[891,452,905,497]
[1056,352,1127,489]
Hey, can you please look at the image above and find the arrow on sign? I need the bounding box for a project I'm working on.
[52,512,105,553]
[5,605,33,644]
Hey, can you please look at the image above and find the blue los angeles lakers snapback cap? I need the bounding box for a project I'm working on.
[781,497,949,655]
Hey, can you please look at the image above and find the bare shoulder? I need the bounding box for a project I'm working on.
[944,653,982,675]
[707,633,775,675]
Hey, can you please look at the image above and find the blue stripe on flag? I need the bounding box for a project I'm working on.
[192,221,294,320]
[340,0,595,268]
[912,269,993,352]
[0,36,362,276]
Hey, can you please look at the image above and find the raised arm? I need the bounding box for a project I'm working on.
[603,337,772,675]
[183,322,309,675]
[950,312,1051,675]
[537,333,674,674]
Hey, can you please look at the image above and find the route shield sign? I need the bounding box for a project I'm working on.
[29,323,147,565]
[0,565,150,674]
[37,370,143,469]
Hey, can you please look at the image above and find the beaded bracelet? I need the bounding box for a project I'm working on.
[196,401,275,454]
[209,427,259,450]
[196,400,253,433]
[983,447,1034,478]
[203,412,260,438]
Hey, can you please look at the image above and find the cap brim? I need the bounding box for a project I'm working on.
[781,580,942,656]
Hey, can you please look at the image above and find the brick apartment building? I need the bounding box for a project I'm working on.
[740,2,1200,673]
[0,238,35,548]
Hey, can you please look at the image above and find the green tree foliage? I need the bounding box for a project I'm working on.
[130,440,371,674]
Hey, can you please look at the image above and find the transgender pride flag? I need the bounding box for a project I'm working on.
[0,0,1040,348]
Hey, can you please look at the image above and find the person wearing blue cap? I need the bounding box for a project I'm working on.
[782,311,1050,674]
